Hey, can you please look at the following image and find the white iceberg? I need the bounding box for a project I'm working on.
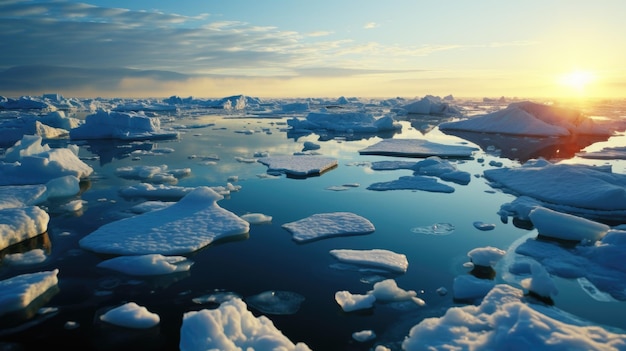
[403,284,626,351]
[439,101,614,137]
[287,111,401,133]
[179,298,311,351]
[99,302,160,329]
[0,206,49,251]
[0,269,59,318]
[69,109,179,140]
[0,135,93,185]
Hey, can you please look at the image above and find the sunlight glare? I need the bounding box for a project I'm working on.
[558,70,596,92]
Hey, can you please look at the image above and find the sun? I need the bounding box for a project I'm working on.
[558,70,596,92]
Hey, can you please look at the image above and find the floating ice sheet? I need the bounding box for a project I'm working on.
[359,138,477,158]
[79,186,250,255]
[329,249,408,273]
[282,212,375,242]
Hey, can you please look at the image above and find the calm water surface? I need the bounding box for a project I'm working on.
[1,111,625,350]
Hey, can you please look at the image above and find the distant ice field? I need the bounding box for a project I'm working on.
[2,99,626,351]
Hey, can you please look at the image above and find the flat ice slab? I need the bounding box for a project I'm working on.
[282,212,375,242]
[329,248,408,273]
[79,186,250,255]
[359,139,477,158]
[0,269,59,317]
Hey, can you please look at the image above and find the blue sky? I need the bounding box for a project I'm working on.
[0,0,624,99]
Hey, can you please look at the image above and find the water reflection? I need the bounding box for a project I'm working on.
[441,130,609,162]
[76,139,156,165]
[286,128,399,142]
[0,232,51,261]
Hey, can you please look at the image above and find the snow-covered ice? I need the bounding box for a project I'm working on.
[485,158,626,221]
[282,212,375,242]
[335,278,424,313]
[359,138,478,158]
[467,246,506,267]
[335,290,377,312]
[529,206,610,242]
[99,302,160,329]
[439,101,615,137]
[69,110,179,140]
[0,135,93,185]
[287,110,401,133]
[403,284,626,351]
[0,206,49,251]
[240,212,273,224]
[329,248,409,273]
[79,187,250,255]
[1,95,626,350]
[0,269,59,317]
[180,298,312,351]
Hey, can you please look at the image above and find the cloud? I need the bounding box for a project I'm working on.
[294,67,425,78]
[364,22,379,29]
[0,65,189,95]
[0,1,303,75]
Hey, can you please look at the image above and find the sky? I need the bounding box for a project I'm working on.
[1,0,625,99]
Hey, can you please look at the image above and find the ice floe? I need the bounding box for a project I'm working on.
[359,138,478,158]
[403,284,626,351]
[329,249,409,273]
[99,302,160,329]
[439,101,615,137]
[180,298,312,351]
[79,187,250,255]
[282,212,375,242]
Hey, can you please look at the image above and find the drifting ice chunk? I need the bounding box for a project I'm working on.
[439,101,613,137]
[0,135,93,185]
[69,109,179,140]
[403,284,626,351]
[329,248,408,273]
[529,207,610,242]
[79,187,250,255]
[359,139,477,158]
[99,302,160,329]
[282,212,375,243]
[179,298,311,351]
[335,291,376,312]
[0,269,59,317]
[0,206,49,251]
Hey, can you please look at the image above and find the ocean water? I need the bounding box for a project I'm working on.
[1,103,626,350]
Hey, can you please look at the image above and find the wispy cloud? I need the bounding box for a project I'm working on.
[0,1,552,98]
[364,22,378,29]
